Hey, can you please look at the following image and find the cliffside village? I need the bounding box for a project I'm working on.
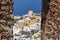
[13,10,41,40]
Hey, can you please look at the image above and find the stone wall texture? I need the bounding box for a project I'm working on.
[0,0,14,40]
[42,0,60,40]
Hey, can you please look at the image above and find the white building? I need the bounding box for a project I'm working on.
[28,10,33,16]
[14,16,22,20]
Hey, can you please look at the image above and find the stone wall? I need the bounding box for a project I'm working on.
[42,0,60,40]
[0,0,14,40]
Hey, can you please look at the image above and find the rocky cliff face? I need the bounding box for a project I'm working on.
[42,0,60,40]
[0,0,14,40]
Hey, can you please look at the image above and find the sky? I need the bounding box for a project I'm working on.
[13,0,42,16]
